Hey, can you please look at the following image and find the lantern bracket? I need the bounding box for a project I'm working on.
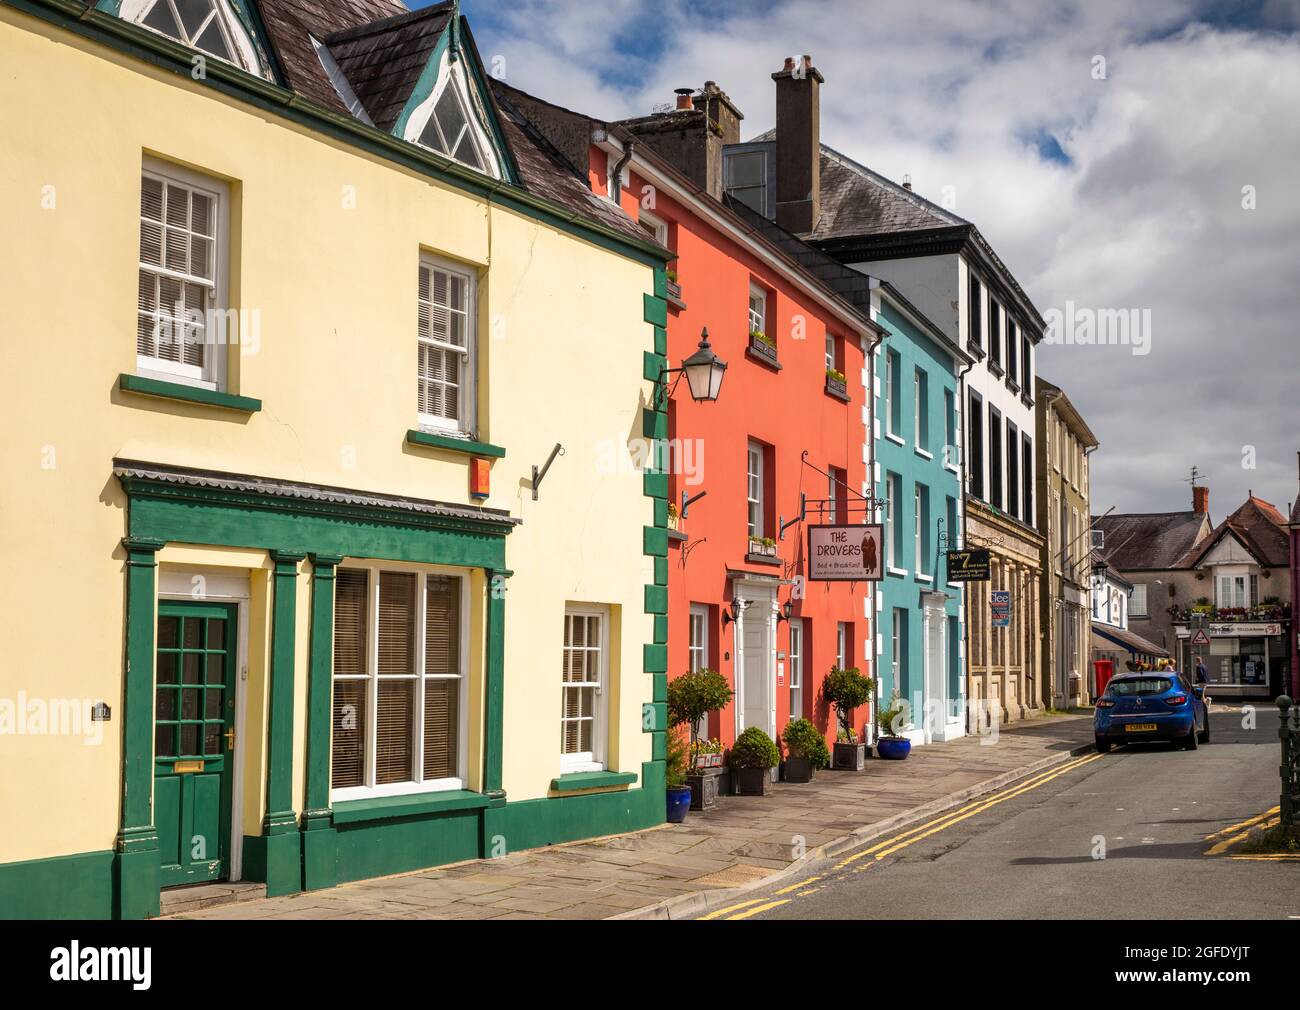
[531,444,565,502]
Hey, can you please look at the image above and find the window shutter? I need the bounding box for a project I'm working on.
[331,569,369,790]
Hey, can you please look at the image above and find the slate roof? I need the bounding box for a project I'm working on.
[750,130,966,239]
[258,0,407,114]
[488,81,875,327]
[1185,496,1290,568]
[225,3,652,247]
[1092,511,1210,571]
[326,3,454,132]
[750,130,1044,331]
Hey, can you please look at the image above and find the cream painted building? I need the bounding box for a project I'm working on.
[0,0,672,918]
[1036,378,1099,707]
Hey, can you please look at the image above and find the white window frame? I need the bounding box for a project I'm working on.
[330,561,470,803]
[747,440,765,540]
[914,485,922,575]
[825,333,837,372]
[914,369,922,447]
[405,51,503,179]
[689,604,710,740]
[137,158,229,391]
[748,284,767,336]
[892,609,903,690]
[417,253,478,437]
[837,622,849,671]
[121,0,266,77]
[639,209,668,246]
[789,618,805,718]
[561,604,611,774]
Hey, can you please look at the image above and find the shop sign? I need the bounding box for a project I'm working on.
[947,549,992,582]
[991,591,1011,628]
[808,525,883,582]
[1178,623,1281,639]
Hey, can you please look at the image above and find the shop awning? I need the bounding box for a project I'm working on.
[1092,622,1170,659]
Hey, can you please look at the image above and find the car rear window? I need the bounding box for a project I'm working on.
[1108,678,1172,697]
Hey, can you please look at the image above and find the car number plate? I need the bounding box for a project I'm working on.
[1125,723,1157,733]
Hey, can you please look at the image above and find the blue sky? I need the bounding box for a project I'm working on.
[414,0,1300,518]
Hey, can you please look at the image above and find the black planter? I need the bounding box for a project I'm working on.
[782,756,815,783]
[748,335,779,363]
[825,376,848,399]
[833,741,867,771]
[687,767,724,811]
[735,766,772,796]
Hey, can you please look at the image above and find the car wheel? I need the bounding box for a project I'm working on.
[1096,736,1111,754]
[1184,724,1199,750]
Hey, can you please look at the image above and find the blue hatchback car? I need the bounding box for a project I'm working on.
[1094,671,1209,753]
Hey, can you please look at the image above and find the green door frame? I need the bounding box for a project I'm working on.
[154,600,239,888]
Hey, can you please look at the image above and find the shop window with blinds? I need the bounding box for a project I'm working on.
[331,566,465,800]
[137,160,228,389]
[417,256,476,436]
[562,606,610,773]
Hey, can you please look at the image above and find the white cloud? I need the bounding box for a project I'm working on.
[470,0,1300,516]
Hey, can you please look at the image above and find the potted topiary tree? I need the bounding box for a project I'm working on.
[667,668,734,811]
[730,726,780,795]
[876,690,912,760]
[823,666,875,770]
[665,728,693,822]
[781,718,831,783]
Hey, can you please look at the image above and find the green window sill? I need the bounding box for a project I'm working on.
[331,790,491,825]
[406,429,506,459]
[119,373,261,413]
[550,771,638,794]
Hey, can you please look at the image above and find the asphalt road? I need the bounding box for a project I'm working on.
[702,709,1299,920]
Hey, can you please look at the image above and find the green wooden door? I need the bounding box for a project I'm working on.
[154,602,238,888]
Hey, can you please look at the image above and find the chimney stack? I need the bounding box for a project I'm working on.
[1193,485,1210,515]
[772,54,824,235]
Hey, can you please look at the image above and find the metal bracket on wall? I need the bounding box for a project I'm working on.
[531,444,565,502]
[681,489,707,520]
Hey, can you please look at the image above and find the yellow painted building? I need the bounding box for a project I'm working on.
[0,0,672,918]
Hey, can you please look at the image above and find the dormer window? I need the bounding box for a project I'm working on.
[119,0,270,78]
[403,51,504,180]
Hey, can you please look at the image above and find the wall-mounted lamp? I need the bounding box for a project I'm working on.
[721,598,750,627]
[657,329,728,408]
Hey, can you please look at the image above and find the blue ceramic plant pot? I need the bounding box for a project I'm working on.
[877,737,912,761]
[666,786,693,823]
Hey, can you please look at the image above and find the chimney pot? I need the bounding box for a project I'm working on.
[902,173,913,192]
[1193,486,1210,515]
[674,88,694,111]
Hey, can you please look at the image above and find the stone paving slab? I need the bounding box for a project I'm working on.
[166,714,1096,922]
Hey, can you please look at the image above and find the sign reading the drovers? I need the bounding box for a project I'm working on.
[946,549,992,582]
[808,525,884,582]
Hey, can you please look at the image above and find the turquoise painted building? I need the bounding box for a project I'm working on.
[872,282,972,744]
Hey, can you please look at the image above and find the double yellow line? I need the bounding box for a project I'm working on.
[835,752,1104,868]
[701,752,1104,921]
[1203,807,1280,857]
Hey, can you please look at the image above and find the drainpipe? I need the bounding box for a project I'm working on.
[610,140,635,203]
[863,287,888,747]
[955,346,977,733]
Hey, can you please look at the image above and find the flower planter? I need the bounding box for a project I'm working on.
[688,767,724,811]
[876,737,912,761]
[825,376,848,398]
[782,756,815,783]
[833,741,867,771]
[735,766,772,796]
[666,786,693,823]
[666,281,683,301]
[693,752,723,770]
[748,539,777,558]
[748,335,779,364]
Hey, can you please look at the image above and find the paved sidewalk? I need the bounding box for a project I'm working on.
[169,714,1096,921]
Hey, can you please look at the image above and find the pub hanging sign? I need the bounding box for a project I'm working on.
[947,549,992,582]
[808,525,884,583]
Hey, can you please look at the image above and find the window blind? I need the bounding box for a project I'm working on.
[331,569,369,789]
